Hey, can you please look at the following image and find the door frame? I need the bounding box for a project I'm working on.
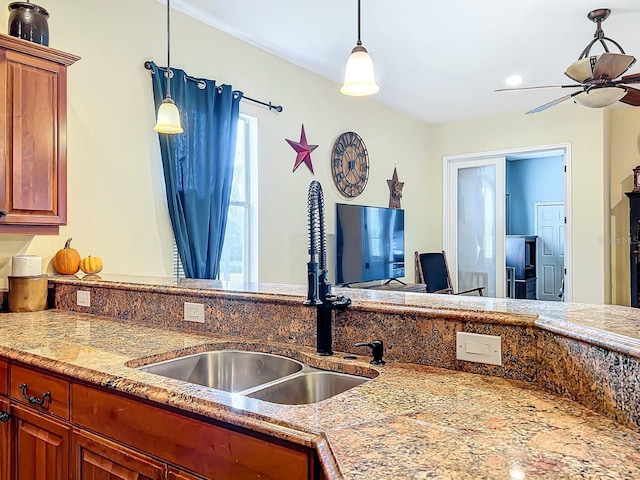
[443,142,572,301]
[443,155,506,297]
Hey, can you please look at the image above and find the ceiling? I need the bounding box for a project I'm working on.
[173,0,640,125]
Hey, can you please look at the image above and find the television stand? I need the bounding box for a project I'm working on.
[362,282,426,293]
[383,278,407,286]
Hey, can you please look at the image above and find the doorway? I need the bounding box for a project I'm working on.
[443,143,572,301]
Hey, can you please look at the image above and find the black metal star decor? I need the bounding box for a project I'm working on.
[387,167,404,209]
[286,124,318,174]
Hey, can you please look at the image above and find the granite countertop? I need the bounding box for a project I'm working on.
[1,308,640,479]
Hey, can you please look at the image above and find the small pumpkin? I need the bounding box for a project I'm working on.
[53,238,81,275]
[80,256,103,274]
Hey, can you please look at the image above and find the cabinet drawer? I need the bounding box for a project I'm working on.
[10,364,70,419]
[0,360,7,395]
[71,384,311,480]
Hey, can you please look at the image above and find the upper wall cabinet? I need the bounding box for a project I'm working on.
[0,34,79,233]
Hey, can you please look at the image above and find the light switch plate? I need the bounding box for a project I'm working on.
[456,332,502,366]
[184,302,205,323]
[76,290,91,307]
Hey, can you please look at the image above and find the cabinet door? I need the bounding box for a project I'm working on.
[167,468,203,480]
[13,403,69,480]
[0,360,7,395]
[0,49,67,225]
[72,429,164,480]
[0,397,11,480]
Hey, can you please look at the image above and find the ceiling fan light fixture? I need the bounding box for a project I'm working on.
[574,86,627,108]
[565,55,600,83]
[341,45,379,96]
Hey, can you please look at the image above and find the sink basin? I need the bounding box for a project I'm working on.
[137,350,304,392]
[247,371,368,405]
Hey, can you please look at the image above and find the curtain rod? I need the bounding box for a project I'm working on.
[144,61,283,113]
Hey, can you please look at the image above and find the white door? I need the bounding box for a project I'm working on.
[444,157,506,297]
[535,202,565,301]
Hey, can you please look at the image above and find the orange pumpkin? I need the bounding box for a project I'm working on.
[80,256,103,274]
[53,238,81,275]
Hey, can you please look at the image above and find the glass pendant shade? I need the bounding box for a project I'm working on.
[154,97,183,134]
[341,45,379,96]
[574,86,626,108]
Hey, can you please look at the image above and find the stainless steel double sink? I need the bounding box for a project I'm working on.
[136,350,369,405]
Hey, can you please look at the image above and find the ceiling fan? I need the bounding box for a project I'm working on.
[497,8,640,114]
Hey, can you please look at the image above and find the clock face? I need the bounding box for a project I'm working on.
[331,132,369,198]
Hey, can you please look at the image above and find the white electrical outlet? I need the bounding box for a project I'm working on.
[184,302,205,323]
[456,332,502,366]
[76,290,91,307]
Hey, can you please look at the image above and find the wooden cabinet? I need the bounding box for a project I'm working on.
[12,403,70,480]
[625,191,640,307]
[72,429,165,480]
[0,359,7,395]
[167,469,205,480]
[0,34,79,233]
[10,364,70,419]
[71,383,312,480]
[4,360,319,480]
[0,396,11,480]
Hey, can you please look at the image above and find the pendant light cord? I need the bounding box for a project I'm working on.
[356,0,362,46]
[166,0,172,99]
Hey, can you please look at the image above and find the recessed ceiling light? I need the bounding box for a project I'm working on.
[505,75,524,87]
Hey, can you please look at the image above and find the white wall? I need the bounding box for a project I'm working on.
[0,0,430,287]
[428,104,608,304]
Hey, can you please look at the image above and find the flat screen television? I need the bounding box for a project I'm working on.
[335,203,405,285]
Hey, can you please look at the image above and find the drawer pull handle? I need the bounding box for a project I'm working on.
[19,383,51,406]
[0,410,11,422]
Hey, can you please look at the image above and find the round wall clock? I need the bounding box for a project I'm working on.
[331,131,369,198]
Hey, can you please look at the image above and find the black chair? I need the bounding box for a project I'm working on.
[415,251,485,296]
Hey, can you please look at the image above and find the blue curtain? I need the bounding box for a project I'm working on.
[150,62,242,279]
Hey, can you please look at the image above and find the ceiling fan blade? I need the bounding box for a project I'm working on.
[495,84,581,92]
[526,92,581,114]
[619,72,640,85]
[620,86,640,106]
[593,53,636,80]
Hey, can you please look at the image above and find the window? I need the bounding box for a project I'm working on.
[174,114,257,282]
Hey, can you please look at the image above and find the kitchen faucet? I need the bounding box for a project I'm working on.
[305,180,351,356]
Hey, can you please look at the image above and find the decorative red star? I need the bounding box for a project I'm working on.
[286,124,318,174]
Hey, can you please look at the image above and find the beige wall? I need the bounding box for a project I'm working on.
[429,104,608,304]
[0,0,634,305]
[609,108,640,305]
[0,0,430,287]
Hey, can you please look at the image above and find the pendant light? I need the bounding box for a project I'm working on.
[154,0,183,134]
[340,0,379,96]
